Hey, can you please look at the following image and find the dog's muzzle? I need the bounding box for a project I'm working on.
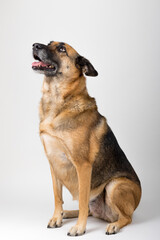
[32,43,58,73]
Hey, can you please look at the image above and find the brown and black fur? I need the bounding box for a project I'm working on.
[32,41,141,236]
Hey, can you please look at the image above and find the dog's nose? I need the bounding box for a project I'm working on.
[32,43,43,50]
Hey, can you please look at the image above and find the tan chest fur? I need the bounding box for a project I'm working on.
[40,129,79,199]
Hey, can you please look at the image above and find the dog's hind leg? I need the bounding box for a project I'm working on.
[63,210,79,219]
[105,178,141,235]
[63,209,91,219]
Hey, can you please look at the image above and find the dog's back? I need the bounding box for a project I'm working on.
[91,126,141,190]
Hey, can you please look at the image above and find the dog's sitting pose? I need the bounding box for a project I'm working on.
[32,41,141,236]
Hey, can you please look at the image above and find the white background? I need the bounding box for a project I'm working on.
[0,0,160,239]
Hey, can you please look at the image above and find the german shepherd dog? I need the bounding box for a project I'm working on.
[32,41,141,236]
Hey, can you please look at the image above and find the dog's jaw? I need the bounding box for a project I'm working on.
[32,61,57,71]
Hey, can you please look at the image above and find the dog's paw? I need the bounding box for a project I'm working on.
[47,215,63,228]
[67,224,86,236]
[105,223,119,235]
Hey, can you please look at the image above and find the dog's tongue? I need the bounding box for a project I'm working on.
[32,61,48,67]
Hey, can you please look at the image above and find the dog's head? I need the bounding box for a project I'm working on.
[32,41,98,78]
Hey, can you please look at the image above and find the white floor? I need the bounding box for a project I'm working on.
[1,188,160,240]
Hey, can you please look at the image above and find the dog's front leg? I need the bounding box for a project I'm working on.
[47,164,63,228]
[68,162,92,236]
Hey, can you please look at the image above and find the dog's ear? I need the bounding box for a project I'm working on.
[76,56,98,77]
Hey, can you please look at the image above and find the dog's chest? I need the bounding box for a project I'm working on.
[41,133,79,199]
[41,132,72,169]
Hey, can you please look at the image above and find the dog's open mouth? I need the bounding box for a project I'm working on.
[32,54,56,71]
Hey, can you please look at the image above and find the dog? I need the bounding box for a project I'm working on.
[32,41,141,236]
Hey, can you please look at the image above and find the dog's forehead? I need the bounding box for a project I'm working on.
[49,41,78,56]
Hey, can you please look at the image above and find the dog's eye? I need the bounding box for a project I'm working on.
[58,46,66,52]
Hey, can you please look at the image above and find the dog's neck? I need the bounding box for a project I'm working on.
[42,74,87,99]
[40,75,96,120]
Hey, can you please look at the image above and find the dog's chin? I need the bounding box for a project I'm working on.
[32,65,57,76]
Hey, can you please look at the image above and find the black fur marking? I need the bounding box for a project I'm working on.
[76,56,98,77]
[91,127,140,189]
[48,41,54,45]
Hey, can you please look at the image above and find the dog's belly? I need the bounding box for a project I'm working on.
[41,133,79,200]
[89,189,118,222]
